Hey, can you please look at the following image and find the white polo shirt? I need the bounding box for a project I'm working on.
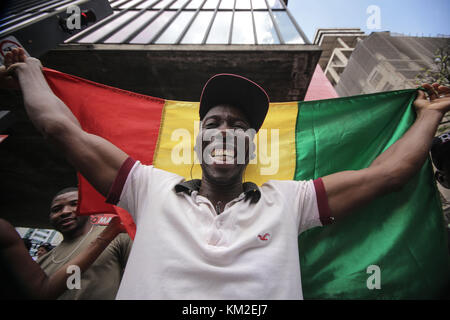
[108,158,332,300]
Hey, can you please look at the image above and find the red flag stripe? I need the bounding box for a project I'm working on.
[44,68,166,239]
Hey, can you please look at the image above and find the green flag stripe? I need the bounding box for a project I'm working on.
[294,89,450,299]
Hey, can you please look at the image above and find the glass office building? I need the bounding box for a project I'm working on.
[67,0,307,45]
[48,0,321,103]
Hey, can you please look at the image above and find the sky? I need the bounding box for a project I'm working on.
[288,0,450,43]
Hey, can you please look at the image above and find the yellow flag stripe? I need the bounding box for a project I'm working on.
[153,100,298,185]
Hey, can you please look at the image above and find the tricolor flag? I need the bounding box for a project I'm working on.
[43,68,450,299]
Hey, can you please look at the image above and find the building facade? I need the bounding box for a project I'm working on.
[327,31,449,97]
[312,28,367,88]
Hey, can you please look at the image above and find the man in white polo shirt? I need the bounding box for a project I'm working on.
[106,74,332,299]
[3,47,450,299]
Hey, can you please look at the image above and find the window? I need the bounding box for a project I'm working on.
[232,11,254,44]
[153,0,176,9]
[382,82,393,91]
[203,0,220,9]
[272,11,303,44]
[267,0,283,9]
[254,11,279,44]
[235,0,251,10]
[44,0,76,12]
[119,0,145,9]
[110,0,129,8]
[131,10,176,43]
[105,11,158,43]
[206,11,232,43]
[181,11,214,43]
[155,11,195,43]
[80,11,139,43]
[219,0,235,9]
[369,71,382,86]
[0,13,48,36]
[186,0,205,9]
[136,0,159,9]
[251,0,267,10]
[33,234,46,240]
[170,0,190,9]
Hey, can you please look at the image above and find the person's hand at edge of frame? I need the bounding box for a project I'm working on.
[97,216,127,243]
[0,47,42,90]
[415,83,450,117]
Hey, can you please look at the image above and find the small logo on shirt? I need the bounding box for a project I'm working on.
[257,232,271,242]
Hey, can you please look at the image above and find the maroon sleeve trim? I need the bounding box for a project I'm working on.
[313,178,334,225]
[105,157,137,205]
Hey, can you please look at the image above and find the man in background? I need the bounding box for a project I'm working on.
[36,243,53,259]
[37,187,132,299]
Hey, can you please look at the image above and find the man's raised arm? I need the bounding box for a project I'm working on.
[321,84,450,220]
[3,48,128,197]
[0,216,126,299]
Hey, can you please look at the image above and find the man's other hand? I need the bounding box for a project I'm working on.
[414,83,450,117]
[0,48,38,89]
[0,48,43,89]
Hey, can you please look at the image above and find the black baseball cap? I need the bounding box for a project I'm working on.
[199,74,270,132]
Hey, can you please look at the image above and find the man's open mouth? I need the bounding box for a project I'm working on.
[210,148,235,163]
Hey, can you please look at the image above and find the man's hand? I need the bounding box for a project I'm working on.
[3,48,129,198]
[0,48,42,89]
[5,47,27,68]
[5,47,43,77]
[414,83,450,117]
[92,216,127,248]
[103,216,127,237]
[0,47,26,89]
